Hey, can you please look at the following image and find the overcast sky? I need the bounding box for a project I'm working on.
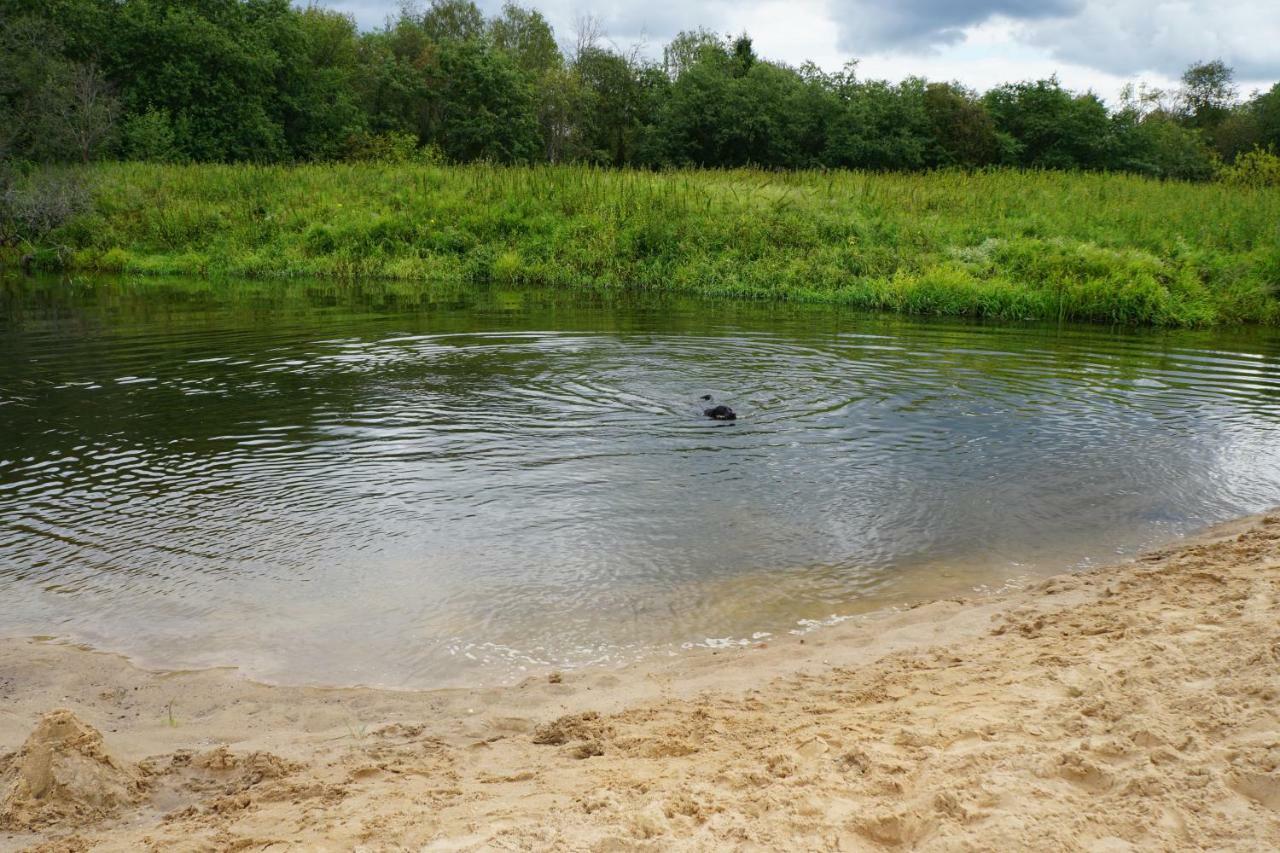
[315,0,1279,102]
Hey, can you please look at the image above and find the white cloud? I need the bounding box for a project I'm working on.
[1019,1,1280,80]
[826,0,1081,52]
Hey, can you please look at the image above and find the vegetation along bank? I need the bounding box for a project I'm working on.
[4,163,1280,327]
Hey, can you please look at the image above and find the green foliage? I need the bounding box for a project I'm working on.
[343,131,442,164]
[1113,115,1219,180]
[3,1,1276,182]
[1218,148,1280,187]
[1179,60,1237,132]
[1254,85,1280,151]
[983,78,1114,169]
[430,41,541,162]
[33,162,1280,327]
[276,6,366,161]
[574,46,660,166]
[109,0,297,161]
[420,0,486,43]
[0,14,119,162]
[663,29,722,81]
[122,109,181,162]
[923,83,1001,167]
[488,3,561,77]
[827,76,934,170]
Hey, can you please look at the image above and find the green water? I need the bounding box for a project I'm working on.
[3,276,1280,688]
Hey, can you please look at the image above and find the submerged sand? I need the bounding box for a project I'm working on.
[2,513,1279,851]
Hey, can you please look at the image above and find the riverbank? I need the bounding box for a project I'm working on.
[11,163,1280,326]
[3,513,1279,851]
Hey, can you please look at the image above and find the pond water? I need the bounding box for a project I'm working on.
[3,276,1280,688]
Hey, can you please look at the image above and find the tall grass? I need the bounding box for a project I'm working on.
[24,162,1280,325]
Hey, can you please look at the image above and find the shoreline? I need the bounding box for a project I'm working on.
[0,560,1043,696]
[4,511,1280,850]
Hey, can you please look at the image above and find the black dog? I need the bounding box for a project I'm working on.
[704,404,737,420]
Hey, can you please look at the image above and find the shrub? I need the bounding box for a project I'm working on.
[0,167,93,248]
[343,132,446,165]
[122,109,183,162]
[1219,148,1280,187]
[303,224,337,255]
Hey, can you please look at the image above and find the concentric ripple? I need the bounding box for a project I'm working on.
[3,279,1280,688]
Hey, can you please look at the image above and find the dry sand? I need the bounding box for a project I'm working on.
[2,513,1279,851]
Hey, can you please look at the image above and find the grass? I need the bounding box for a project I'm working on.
[18,162,1280,325]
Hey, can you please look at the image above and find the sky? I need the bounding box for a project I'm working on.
[315,0,1279,103]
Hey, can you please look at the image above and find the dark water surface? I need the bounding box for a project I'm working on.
[4,276,1280,688]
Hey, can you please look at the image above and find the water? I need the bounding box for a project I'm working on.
[3,276,1280,688]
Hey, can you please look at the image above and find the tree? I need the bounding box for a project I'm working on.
[121,108,181,161]
[923,82,999,167]
[420,0,485,43]
[1178,60,1237,132]
[3,0,1274,177]
[984,78,1114,170]
[1256,85,1280,150]
[101,0,299,162]
[276,6,366,160]
[660,49,825,168]
[489,3,561,77]
[0,13,120,163]
[351,14,435,141]
[429,40,540,162]
[532,65,587,162]
[574,46,652,165]
[663,29,721,81]
[1237,84,1280,155]
[569,13,604,63]
[1111,109,1218,180]
[827,77,935,170]
[52,62,119,162]
[730,34,756,76]
[0,14,69,161]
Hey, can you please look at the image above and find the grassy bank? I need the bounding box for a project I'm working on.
[17,162,1280,325]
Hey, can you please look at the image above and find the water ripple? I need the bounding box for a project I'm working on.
[3,283,1280,687]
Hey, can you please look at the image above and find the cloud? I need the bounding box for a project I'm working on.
[541,0,738,44]
[1019,1,1280,81]
[317,1,400,29]
[828,0,1081,52]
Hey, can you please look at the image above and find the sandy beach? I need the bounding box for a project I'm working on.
[3,512,1279,851]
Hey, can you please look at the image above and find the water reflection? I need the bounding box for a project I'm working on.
[2,276,1280,687]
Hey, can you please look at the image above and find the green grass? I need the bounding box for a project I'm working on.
[24,162,1280,325]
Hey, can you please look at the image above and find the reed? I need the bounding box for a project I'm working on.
[21,162,1280,325]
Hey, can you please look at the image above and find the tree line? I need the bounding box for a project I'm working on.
[3,0,1279,180]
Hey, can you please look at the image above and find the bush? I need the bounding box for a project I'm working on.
[122,109,183,163]
[1219,148,1280,187]
[1141,120,1219,181]
[343,132,446,165]
[0,167,93,248]
[303,224,337,255]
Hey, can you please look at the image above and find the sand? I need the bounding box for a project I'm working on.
[2,513,1279,851]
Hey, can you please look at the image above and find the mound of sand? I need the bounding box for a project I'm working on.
[0,709,144,831]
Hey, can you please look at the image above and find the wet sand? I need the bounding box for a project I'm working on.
[3,513,1279,851]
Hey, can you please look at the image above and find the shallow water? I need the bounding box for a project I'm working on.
[3,276,1280,688]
